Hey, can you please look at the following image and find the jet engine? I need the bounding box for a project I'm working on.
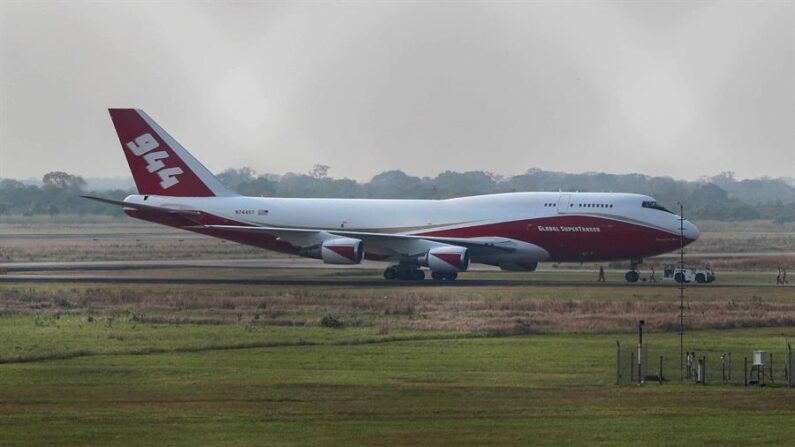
[320,238,364,265]
[423,246,470,273]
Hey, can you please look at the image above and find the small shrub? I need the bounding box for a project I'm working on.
[222,300,236,310]
[320,314,344,329]
[53,298,72,308]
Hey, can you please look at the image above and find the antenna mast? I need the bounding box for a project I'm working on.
[678,202,685,382]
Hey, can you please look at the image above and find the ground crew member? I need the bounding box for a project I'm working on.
[598,265,605,282]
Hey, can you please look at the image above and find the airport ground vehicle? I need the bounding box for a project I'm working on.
[87,109,700,281]
[663,264,716,283]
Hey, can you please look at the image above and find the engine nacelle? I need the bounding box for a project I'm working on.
[320,238,364,265]
[499,261,538,272]
[423,246,470,273]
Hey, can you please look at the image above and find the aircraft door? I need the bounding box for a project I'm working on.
[557,194,572,214]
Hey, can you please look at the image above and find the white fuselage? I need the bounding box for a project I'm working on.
[125,191,699,265]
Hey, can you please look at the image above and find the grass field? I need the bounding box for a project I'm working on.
[0,279,793,446]
[0,327,793,446]
[0,219,793,445]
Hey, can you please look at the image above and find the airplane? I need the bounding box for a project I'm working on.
[85,109,700,282]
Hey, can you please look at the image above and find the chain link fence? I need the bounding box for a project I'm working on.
[616,341,793,386]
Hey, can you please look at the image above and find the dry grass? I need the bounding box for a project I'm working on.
[687,254,795,271]
[0,237,274,262]
[3,283,794,335]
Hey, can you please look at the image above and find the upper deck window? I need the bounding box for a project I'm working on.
[642,201,673,213]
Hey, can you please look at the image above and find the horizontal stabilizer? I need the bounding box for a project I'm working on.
[82,195,203,221]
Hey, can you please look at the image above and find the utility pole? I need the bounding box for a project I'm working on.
[678,202,685,382]
[638,319,645,385]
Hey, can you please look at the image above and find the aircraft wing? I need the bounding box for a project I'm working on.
[83,195,520,258]
[190,224,519,258]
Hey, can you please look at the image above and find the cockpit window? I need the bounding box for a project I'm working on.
[642,201,673,213]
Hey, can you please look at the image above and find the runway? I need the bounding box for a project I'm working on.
[2,274,779,288]
[0,256,786,288]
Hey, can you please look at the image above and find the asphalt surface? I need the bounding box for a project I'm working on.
[0,258,786,288]
[1,274,782,288]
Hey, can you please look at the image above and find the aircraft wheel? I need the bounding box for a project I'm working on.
[447,272,458,280]
[384,267,397,280]
[412,269,425,281]
[431,271,443,280]
[625,271,639,283]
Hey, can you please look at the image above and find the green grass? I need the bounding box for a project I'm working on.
[0,277,793,446]
[0,313,461,363]
[0,328,793,446]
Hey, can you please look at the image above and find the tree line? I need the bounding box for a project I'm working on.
[1,167,793,223]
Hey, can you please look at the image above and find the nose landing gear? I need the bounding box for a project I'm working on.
[625,271,640,283]
[625,259,642,283]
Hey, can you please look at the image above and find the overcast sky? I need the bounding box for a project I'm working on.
[1,1,793,182]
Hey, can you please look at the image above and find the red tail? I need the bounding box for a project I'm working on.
[109,109,234,197]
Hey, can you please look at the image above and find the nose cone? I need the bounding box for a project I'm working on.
[683,220,700,243]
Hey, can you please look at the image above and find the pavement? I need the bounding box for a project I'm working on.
[1,274,786,288]
[0,258,787,288]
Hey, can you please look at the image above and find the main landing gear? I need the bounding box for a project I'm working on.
[625,259,642,283]
[383,264,459,281]
[383,264,425,281]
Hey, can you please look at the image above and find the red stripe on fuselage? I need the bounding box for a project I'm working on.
[126,207,693,263]
[418,215,694,262]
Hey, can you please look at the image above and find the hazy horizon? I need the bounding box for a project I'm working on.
[5,166,793,190]
[2,1,793,182]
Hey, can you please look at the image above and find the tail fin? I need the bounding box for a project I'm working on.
[108,109,235,197]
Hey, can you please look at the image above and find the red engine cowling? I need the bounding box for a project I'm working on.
[320,238,364,264]
[424,246,470,273]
